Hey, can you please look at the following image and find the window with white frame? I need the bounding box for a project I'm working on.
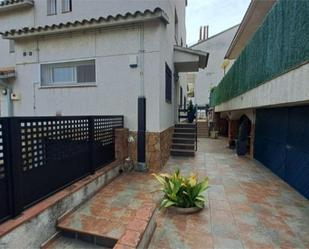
[62,0,72,13]
[47,0,57,15]
[41,60,96,86]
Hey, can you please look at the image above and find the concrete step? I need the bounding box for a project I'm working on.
[174,127,196,133]
[57,225,117,248]
[55,172,158,249]
[42,235,108,249]
[171,143,195,150]
[175,123,196,129]
[197,134,208,138]
[172,137,195,144]
[173,132,196,139]
[171,149,195,157]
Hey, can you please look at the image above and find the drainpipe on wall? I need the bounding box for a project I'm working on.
[0,79,13,117]
[137,24,147,171]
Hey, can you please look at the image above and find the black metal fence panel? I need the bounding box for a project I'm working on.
[17,117,91,208]
[0,119,12,223]
[92,116,123,170]
[0,115,123,223]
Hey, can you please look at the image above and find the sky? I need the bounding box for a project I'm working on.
[186,0,251,46]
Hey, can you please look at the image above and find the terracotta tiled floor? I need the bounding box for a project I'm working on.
[59,138,309,249]
[148,138,309,249]
[58,172,160,241]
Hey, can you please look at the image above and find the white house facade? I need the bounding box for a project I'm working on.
[190,25,238,106]
[0,0,208,170]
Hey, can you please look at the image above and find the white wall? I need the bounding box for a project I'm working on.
[215,63,309,112]
[0,6,34,68]
[0,39,15,67]
[0,0,187,131]
[158,0,187,131]
[12,23,162,131]
[191,25,238,105]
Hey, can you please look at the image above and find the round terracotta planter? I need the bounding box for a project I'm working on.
[169,206,203,214]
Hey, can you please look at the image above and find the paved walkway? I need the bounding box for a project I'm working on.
[58,173,159,242]
[149,138,309,249]
[57,138,309,249]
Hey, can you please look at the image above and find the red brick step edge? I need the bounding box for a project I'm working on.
[113,202,158,249]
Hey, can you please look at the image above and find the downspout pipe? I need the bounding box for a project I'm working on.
[137,24,147,171]
[0,79,13,117]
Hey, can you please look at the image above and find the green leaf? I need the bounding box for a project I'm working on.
[194,201,204,208]
[152,173,166,186]
[160,199,176,208]
[195,196,205,202]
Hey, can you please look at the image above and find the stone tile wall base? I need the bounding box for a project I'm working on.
[128,127,173,172]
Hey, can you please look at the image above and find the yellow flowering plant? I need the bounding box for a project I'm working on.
[152,169,209,209]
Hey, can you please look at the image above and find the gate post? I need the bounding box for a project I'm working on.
[8,117,24,217]
[88,117,95,174]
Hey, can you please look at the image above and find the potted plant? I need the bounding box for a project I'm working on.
[187,100,196,123]
[152,169,209,214]
[210,128,219,139]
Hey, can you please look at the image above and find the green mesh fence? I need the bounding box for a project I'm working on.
[210,0,309,107]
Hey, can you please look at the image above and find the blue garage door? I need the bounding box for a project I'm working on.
[255,106,309,199]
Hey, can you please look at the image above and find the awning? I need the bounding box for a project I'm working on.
[0,67,16,79]
[1,8,169,39]
[174,46,209,72]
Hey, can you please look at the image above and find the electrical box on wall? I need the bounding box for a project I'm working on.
[129,55,138,68]
[10,92,20,101]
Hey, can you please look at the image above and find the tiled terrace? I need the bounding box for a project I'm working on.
[149,138,309,249]
[51,138,308,249]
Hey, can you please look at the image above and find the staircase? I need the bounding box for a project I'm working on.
[197,121,209,138]
[171,123,197,157]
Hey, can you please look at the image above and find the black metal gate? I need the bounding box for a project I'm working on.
[0,115,123,223]
[91,116,123,170]
[254,106,309,199]
[0,119,13,223]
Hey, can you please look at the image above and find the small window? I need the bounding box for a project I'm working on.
[53,66,75,83]
[174,9,179,45]
[180,86,183,106]
[41,60,96,86]
[62,0,72,13]
[165,63,172,103]
[9,40,15,53]
[47,0,57,15]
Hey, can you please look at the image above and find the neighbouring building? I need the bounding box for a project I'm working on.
[0,0,208,170]
[210,0,309,198]
[191,24,238,106]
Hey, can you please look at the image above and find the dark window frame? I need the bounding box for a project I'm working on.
[61,0,72,13]
[180,86,183,107]
[165,63,172,103]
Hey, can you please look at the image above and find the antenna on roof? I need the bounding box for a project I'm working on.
[198,25,209,42]
[199,26,203,41]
